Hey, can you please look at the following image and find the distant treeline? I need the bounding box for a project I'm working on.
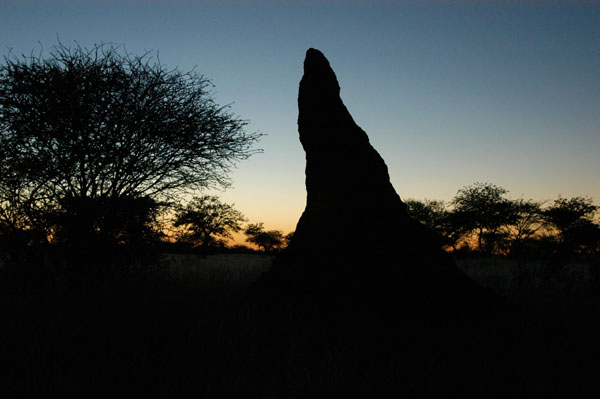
[0,192,292,257]
[406,182,599,257]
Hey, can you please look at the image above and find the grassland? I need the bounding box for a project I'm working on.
[1,252,599,397]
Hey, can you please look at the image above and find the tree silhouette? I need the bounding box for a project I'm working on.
[0,42,261,248]
[51,196,165,248]
[543,196,599,254]
[244,223,284,252]
[173,195,246,249]
[505,198,546,256]
[451,182,514,253]
[0,172,36,248]
[405,199,447,231]
[394,190,600,256]
[406,199,452,248]
[283,231,295,247]
[406,199,478,251]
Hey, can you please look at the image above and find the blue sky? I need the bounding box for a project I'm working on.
[1,1,599,234]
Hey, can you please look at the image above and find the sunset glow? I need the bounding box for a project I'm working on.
[1,1,598,236]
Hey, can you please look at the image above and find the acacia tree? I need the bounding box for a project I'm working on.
[451,182,515,253]
[505,198,546,256]
[244,223,284,252]
[283,231,295,248]
[406,199,472,251]
[543,196,599,254]
[406,199,450,248]
[0,42,261,247]
[405,199,447,232]
[173,195,247,249]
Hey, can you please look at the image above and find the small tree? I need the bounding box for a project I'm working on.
[406,199,460,250]
[440,209,476,252]
[0,42,261,248]
[451,182,514,253]
[505,198,546,257]
[284,231,295,248]
[405,199,447,232]
[244,223,284,252]
[543,196,599,254]
[173,195,246,249]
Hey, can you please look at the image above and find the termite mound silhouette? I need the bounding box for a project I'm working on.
[249,48,501,322]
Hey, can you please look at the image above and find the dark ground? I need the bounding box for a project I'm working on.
[1,252,599,398]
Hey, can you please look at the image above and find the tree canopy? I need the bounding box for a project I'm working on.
[543,196,599,254]
[244,223,284,252]
[406,199,468,251]
[407,185,599,256]
[0,42,261,247]
[451,182,514,253]
[173,195,247,249]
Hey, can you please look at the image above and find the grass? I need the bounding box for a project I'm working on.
[456,256,600,307]
[1,251,599,397]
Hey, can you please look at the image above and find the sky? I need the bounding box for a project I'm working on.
[1,0,599,236]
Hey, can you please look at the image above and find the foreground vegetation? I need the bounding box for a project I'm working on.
[2,249,599,397]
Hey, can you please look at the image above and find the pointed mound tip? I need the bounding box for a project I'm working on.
[306,48,325,59]
[302,48,339,96]
[304,48,331,73]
